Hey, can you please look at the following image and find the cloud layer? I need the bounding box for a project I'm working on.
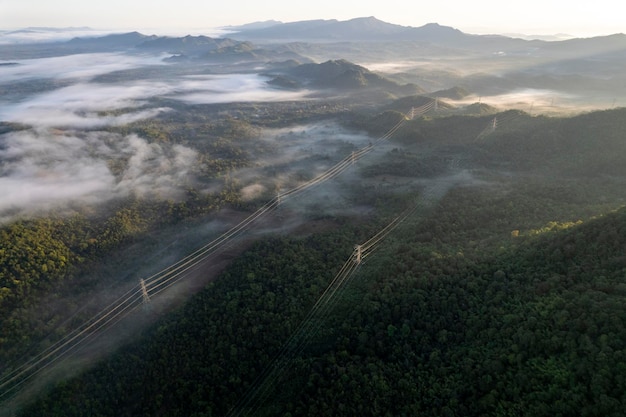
[1,53,310,128]
[0,52,314,222]
[0,53,169,82]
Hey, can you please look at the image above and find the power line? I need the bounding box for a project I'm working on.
[0,107,416,402]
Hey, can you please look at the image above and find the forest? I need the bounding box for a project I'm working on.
[1,91,626,415]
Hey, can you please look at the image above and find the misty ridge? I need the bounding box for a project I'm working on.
[0,18,626,224]
[2,16,626,417]
[1,15,625,297]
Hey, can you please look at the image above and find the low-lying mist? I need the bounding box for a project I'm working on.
[0,53,169,82]
[172,74,311,104]
[0,129,198,224]
[0,55,320,223]
[0,118,378,225]
[0,81,174,128]
[0,28,119,45]
[365,54,626,113]
[231,122,378,199]
[461,88,579,114]
[1,60,311,128]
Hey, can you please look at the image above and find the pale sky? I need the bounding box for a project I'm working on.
[1,0,624,37]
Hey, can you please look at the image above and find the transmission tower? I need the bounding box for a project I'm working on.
[354,244,362,265]
[140,279,150,304]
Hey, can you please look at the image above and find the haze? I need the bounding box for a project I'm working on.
[1,0,624,38]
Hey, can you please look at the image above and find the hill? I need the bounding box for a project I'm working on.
[16,184,626,417]
[66,31,158,49]
[136,35,240,54]
[222,20,283,31]
[429,86,471,100]
[231,16,466,43]
[7,105,626,417]
[279,59,424,94]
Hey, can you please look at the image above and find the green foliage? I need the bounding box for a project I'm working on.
[17,231,359,417]
[360,148,448,178]
[0,221,71,309]
[16,192,626,417]
[5,104,626,416]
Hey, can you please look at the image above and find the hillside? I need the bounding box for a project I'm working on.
[275,59,424,94]
[6,106,626,416]
[66,31,158,49]
[3,12,626,417]
[226,17,626,100]
[136,35,240,53]
[16,181,626,417]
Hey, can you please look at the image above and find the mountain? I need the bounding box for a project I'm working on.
[231,16,466,43]
[7,26,93,34]
[0,31,161,58]
[222,20,283,31]
[541,33,626,60]
[282,59,424,94]
[429,86,471,100]
[62,32,310,63]
[228,17,558,56]
[502,32,575,41]
[137,35,240,54]
[231,16,626,58]
[66,31,158,49]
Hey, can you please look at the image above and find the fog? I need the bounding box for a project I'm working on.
[173,74,311,104]
[0,117,379,224]
[358,61,424,74]
[457,88,600,115]
[0,27,231,45]
[0,81,173,128]
[1,73,310,129]
[2,50,612,227]
[0,53,318,223]
[0,51,311,129]
[0,28,118,45]
[230,122,375,195]
[0,129,198,223]
[0,130,114,221]
[0,53,169,82]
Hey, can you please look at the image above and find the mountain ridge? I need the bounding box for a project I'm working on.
[231,16,466,42]
[230,16,626,52]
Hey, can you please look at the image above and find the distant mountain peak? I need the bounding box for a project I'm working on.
[287,59,424,94]
[66,31,157,47]
[230,16,468,43]
[222,20,283,31]
[345,16,389,24]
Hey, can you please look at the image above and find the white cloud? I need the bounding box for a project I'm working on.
[0,60,316,221]
[1,73,312,128]
[0,28,120,45]
[171,74,311,104]
[0,81,173,127]
[115,135,199,198]
[0,53,169,82]
[0,129,198,222]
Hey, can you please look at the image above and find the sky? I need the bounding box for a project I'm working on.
[1,0,624,38]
